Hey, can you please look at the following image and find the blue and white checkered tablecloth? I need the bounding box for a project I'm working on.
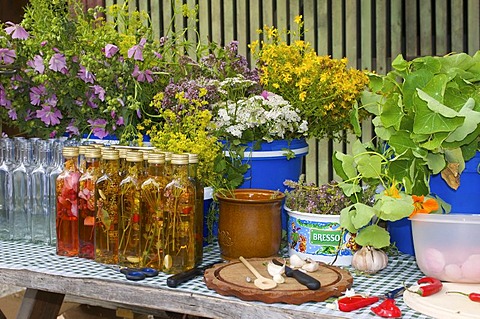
[0,240,433,318]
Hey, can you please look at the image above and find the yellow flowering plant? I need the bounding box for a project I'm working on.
[250,16,369,140]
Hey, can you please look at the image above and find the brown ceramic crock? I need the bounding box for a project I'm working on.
[216,189,284,260]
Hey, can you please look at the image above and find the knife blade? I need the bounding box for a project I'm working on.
[166,260,222,288]
[272,259,321,290]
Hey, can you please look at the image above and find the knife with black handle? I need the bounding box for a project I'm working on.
[166,260,222,288]
[273,259,321,290]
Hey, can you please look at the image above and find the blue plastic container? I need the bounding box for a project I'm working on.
[238,139,309,191]
[430,151,480,214]
[388,217,415,255]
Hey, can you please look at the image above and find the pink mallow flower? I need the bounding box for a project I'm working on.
[49,53,67,73]
[104,44,119,58]
[4,22,29,40]
[132,65,153,83]
[0,48,16,64]
[78,65,95,84]
[27,55,45,74]
[127,38,147,61]
[36,105,63,126]
[87,119,109,139]
[29,85,47,106]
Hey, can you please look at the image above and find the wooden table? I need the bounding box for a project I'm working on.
[0,240,431,319]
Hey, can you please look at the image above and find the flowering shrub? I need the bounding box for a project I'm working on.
[250,17,369,140]
[0,0,170,142]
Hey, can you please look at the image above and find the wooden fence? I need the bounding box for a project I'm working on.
[102,0,480,185]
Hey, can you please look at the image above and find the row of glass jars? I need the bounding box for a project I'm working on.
[55,144,204,274]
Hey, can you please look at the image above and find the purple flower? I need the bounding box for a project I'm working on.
[127,38,147,61]
[132,65,153,83]
[8,108,17,120]
[77,65,95,84]
[91,85,105,101]
[104,44,119,58]
[49,53,67,73]
[29,85,47,106]
[27,55,45,74]
[36,104,63,126]
[49,131,57,138]
[0,85,12,107]
[260,90,269,100]
[66,122,80,136]
[87,118,108,139]
[4,22,29,40]
[0,48,16,64]
[116,116,124,126]
[41,41,47,47]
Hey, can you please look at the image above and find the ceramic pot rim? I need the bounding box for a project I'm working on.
[216,188,285,203]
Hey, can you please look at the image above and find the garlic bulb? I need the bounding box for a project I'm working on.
[351,246,388,274]
[289,254,306,268]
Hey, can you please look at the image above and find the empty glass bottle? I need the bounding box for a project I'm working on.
[95,149,121,264]
[118,151,144,268]
[30,140,50,245]
[78,147,101,259]
[0,138,14,240]
[11,138,32,242]
[56,146,81,256]
[163,154,195,274]
[140,152,167,269]
[47,140,64,246]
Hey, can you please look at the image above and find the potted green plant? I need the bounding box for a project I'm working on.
[282,176,363,266]
[333,139,440,273]
[355,52,480,197]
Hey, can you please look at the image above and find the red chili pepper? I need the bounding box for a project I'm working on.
[405,276,443,297]
[338,295,380,312]
[371,299,402,318]
[447,291,480,302]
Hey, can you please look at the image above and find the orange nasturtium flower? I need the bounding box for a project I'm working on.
[410,195,439,218]
[384,185,401,199]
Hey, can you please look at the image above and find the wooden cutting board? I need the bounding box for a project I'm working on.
[204,258,353,304]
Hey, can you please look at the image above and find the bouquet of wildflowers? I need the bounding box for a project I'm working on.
[250,17,369,141]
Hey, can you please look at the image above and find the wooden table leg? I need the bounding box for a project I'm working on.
[15,289,65,319]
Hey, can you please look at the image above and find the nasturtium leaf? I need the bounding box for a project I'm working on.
[444,148,466,173]
[445,98,480,142]
[403,69,432,108]
[357,154,382,179]
[352,139,368,157]
[355,225,391,249]
[361,89,383,116]
[392,54,408,72]
[413,89,465,134]
[387,158,410,181]
[338,182,362,197]
[376,194,414,221]
[350,101,362,137]
[426,152,447,174]
[340,207,358,233]
[412,56,442,74]
[388,131,418,154]
[419,132,449,150]
[350,203,377,229]
[440,53,474,73]
[380,94,404,130]
[333,151,357,180]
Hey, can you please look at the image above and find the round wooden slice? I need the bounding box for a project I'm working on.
[204,258,353,304]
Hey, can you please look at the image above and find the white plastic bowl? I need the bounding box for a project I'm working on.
[411,214,480,283]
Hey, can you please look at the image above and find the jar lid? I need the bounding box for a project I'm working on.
[62,146,79,157]
[126,151,144,162]
[102,149,119,160]
[148,152,165,164]
[84,147,101,158]
[187,153,199,164]
[171,153,189,165]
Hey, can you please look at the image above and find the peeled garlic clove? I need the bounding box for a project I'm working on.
[267,261,285,277]
[301,261,320,272]
[273,274,285,284]
[289,254,306,268]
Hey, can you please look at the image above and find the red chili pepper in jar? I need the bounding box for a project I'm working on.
[338,295,380,312]
[371,298,402,318]
[405,276,443,297]
[446,291,480,302]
